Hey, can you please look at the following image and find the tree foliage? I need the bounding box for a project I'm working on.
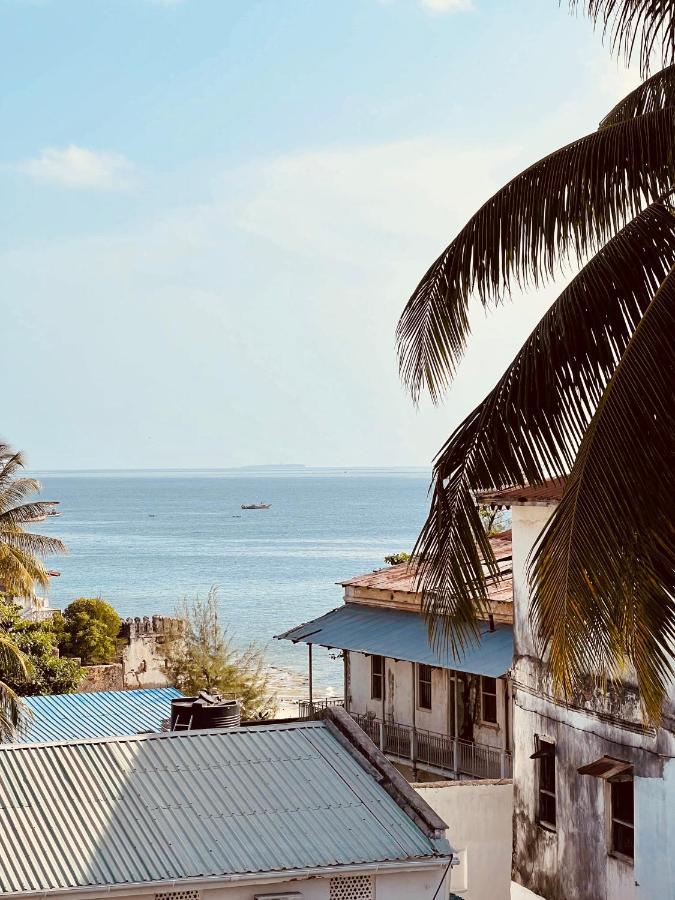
[161,587,275,720]
[0,599,82,696]
[384,551,411,565]
[0,443,66,600]
[396,2,675,719]
[58,598,122,666]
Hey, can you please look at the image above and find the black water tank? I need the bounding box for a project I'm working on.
[192,697,241,730]
[170,693,241,731]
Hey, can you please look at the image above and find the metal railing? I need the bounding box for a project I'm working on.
[350,713,512,780]
[297,697,345,719]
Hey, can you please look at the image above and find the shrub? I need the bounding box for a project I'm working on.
[0,599,82,695]
[59,598,122,665]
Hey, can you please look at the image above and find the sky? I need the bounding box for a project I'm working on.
[1,0,640,470]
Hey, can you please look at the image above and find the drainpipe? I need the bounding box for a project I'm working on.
[453,671,459,777]
[411,664,417,778]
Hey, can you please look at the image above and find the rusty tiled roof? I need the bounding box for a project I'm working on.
[476,477,566,507]
[340,532,513,603]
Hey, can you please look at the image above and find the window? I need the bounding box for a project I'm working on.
[534,738,556,830]
[610,776,634,861]
[481,676,498,724]
[417,664,432,710]
[370,655,383,700]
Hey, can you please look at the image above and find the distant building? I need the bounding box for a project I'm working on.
[8,687,182,744]
[277,533,514,782]
[479,480,674,900]
[0,708,454,899]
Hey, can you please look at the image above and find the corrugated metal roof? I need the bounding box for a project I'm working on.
[341,532,512,600]
[477,477,566,506]
[276,604,513,677]
[0,721,448,896]
[13,688,183,744]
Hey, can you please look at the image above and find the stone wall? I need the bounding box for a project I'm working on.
[79,663,124,693]
[119,615,182,689]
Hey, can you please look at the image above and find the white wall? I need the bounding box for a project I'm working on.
[347,650,509,746]
[634,757,675,898]
[415,779,513,900]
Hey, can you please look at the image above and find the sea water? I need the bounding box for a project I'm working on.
[34,468,431,690]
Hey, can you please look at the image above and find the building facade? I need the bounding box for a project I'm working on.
[278,533,515,782]
[479,482,675,900]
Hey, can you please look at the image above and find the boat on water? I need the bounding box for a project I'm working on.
[241,502,271,510]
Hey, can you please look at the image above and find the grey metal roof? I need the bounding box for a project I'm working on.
[0,720,449,896]
[276,603,513,677]
[13,688,183,744]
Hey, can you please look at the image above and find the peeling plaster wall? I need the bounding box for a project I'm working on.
[510,503,675,900]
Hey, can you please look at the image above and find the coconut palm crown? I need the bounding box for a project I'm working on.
[0,443,66,601]
[396,1,675,721]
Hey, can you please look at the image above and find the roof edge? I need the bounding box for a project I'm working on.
[325,706,451,844]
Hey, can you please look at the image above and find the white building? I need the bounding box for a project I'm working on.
[278,533,514,782]
[478,480,675,900]
[0,708,454,900]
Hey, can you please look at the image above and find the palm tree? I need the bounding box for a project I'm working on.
[0,444,66,600]
[0,443,65,738]
[396,1,675,720]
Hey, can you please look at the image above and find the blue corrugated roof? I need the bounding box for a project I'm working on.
[0,720,450,895]
[14,687,182,744]
[276,604,513,677]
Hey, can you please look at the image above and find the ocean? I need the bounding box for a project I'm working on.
[34,468,431,692]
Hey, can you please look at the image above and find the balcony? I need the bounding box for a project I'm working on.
[298,698,512,781]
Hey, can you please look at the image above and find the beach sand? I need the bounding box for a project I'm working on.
[265,664,341,718]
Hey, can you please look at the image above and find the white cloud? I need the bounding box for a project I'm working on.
[16,145,134,190]
[419,0,473,12]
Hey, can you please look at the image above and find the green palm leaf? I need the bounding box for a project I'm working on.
[397,107,675,402]
[413,203,675,655]
[530,260,675,721]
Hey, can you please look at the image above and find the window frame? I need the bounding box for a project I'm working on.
[535,737,556,832]
[416,663,432,711]
[480,675,498,725]
[609,775,634,863]
[370,655,384,701]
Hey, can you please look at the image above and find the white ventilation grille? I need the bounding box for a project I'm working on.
[329,874,374,900]
[155,891,201,900]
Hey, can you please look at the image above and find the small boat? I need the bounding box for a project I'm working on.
[241,502,272,510]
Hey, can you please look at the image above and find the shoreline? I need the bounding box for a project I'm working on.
[265,664,341,718]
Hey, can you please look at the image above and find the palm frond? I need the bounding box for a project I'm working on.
[0,501,59,526]
[397,107,675,401]
[0,544,51,596]
[530,260,675,721]
[0,680,27,740]
[570,0,675,75]
[413,203,675,654]
[601,63,675,125]
[0,528,66,556]
[0,451,25,487]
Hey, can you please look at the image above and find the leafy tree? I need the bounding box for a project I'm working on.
[479,507,509,537]
[395,2,675,719]
[161,587,275,720]
[0,599,81,696]
[0,443,66,600]
[59,598,122,665]
[384,552,411,566]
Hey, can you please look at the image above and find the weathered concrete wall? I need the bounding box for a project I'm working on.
[62,866,450,899]
[416,779,513,900]
[509,503,675,900]
[79,663,124,692]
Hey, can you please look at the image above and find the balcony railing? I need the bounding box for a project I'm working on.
[350,713,512,780]
[298,697,345,719]
[296,699,511,780]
